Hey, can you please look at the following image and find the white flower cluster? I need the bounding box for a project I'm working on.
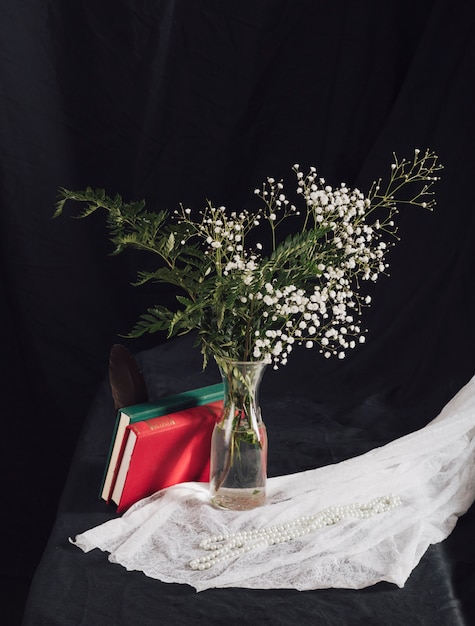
[176,174,382,368]
[175,204,260,258]
[247,172,391,367]
[294,165,390,281]
[172,150,440,368]
[251,281,365,367]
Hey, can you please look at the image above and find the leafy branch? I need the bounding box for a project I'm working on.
[55,149,442,368]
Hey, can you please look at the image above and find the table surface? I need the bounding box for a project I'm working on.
[22,335,474,625]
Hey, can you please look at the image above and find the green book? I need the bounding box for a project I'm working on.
[100,382,224,502]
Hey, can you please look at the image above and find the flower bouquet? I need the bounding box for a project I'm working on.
[55,148,442,508]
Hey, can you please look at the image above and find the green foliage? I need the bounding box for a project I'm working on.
[55,149,442,368]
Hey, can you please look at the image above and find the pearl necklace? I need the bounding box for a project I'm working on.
[189,494,401,570]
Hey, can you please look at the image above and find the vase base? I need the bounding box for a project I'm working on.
[211,487,266,510]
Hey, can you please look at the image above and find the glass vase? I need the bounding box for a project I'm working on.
[210,357,268,510]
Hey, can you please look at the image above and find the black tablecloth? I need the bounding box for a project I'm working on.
[22,336,475,625]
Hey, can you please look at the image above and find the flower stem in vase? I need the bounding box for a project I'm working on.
[210,358,268,510]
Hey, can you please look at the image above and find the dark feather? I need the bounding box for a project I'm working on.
[108,344,149,410]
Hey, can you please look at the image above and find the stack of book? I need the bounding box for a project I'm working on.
[100,383,224,513]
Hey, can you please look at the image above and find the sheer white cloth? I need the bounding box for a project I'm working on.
[72,376,475,592]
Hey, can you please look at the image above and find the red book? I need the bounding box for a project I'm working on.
[110,400,223,513]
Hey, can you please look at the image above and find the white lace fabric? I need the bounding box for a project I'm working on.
[72,376,475,592]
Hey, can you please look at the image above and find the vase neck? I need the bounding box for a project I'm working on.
[215,358,266,408]
[217,358,266,389]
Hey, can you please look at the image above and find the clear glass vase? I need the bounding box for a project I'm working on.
[210,357,268,510]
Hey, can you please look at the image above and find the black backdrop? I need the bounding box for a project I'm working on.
[1,0,475,620]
